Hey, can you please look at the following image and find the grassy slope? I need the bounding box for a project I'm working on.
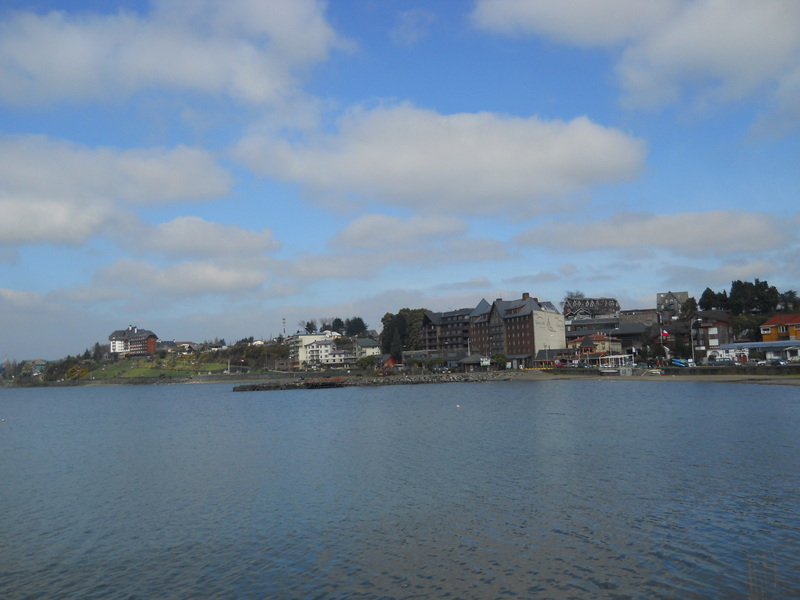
[86,358,232,380]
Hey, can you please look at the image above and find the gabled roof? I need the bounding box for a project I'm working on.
[109,326,157,342]
[761,314,800,327]
[469,298,492,318]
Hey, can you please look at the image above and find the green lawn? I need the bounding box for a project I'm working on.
[86,358,232,379]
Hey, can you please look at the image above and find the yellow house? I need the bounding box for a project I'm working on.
[760,314,800,341]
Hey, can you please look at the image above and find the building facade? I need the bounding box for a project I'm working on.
[108,325,158,356]
[469,293,566,368]
[760,314,800,341]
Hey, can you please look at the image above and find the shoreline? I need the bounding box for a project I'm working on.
[5,369,800,389]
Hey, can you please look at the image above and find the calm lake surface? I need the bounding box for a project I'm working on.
[1,379,799,599]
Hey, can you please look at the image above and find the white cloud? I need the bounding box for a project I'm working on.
[330,214,467,249]
[431,277,492,292]
[236,103,646,215]
[662,260,780,291]
[129,216,280,258]
[0,193,118,246]
[516,211,794,256]
[472,0,800,121]
[97,258,268,297]
[617,0,800,109]
[0,135,232,246]
[0,135,230,205]
[472,0,678,46]
[391,9,437,46]
[0,0,345,105]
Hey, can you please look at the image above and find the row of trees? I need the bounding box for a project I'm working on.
[698,279,797,316]
[380,308,429,361]
[299,316,369,337]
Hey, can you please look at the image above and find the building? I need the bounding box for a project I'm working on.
[420,307,473,354]
[563,297,620,320]
[354,338,381,359]
[566,333,623,357]
[108,325,158,356]
[469,293,565,369]
[286,331,341,367]
[657,291,689,317]
[760,314,800,342]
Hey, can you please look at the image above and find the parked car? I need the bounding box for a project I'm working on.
[767,358,789,366]
[710,358,736,367]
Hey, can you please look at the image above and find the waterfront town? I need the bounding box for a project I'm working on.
[5,281,799,382]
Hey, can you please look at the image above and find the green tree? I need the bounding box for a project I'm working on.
[780,290,798,312]
[390,328,404,362]
[679,297,698,318]
[380,308,428,354]
[331,317,345,334]
[699,287,727,311]
[491,353,508,370]
[356,355,377,371]
[344,316,368,337]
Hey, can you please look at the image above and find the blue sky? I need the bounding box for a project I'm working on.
[1,0,799,359]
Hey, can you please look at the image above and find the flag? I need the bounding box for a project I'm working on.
[661,329,669,336]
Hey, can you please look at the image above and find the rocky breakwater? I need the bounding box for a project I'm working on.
[233,371,513,392]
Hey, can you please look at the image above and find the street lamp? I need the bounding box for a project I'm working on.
[691,319,702,364]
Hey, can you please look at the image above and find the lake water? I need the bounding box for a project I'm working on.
[1,379,799,599]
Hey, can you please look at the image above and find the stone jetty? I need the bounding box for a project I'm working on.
[233,371,513,392]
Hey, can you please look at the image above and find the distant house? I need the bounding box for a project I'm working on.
[760,314,800,342]
[354,337,381,359]
[109,325,158,356]
[657,291,689,317]
[563,297,620,321]
[567,333,623,356]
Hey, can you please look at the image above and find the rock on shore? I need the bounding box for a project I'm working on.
[232,371,513,392]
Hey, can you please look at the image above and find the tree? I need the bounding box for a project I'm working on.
[390,328,404,362]
[679,297,698,319]
[491,353,508,370]
[380,308,428,354]
[699,287,727,311]
[303,319,317,334]
[331,317,345,334]
[780,290,798,312]
[356,355,377,371]
[344,316,368,337]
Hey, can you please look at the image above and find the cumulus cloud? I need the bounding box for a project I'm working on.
[0,0,345,105]
[0,194,117,246]
[516,211,793,256]
[617,0,800,109]
[472,0,678,45]
[97,258,268,297]
[330,213,467,250]
[0,135,230,204]
[236,103,646,215]
[431,277,492,292]
[128,216,280,258]
[0,135,231,246]
[662,260,780,291]
[472,0,800,121]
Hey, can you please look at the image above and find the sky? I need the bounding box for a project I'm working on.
[1,0,799,360]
